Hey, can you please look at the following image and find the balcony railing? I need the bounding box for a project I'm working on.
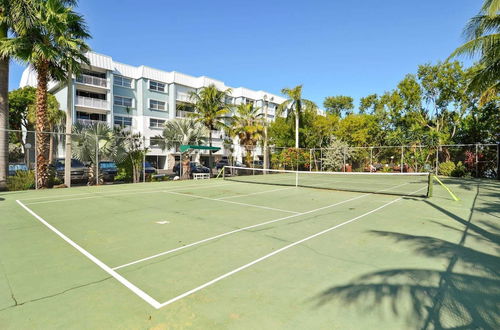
[76,118,107,126]
[175,110,196,118]
[75,96,108,109]
[176,91,191,103]
[76,74,107,88]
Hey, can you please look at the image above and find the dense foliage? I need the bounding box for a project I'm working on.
[269,61,499,150]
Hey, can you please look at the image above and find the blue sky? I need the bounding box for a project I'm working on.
[9,0,478,109]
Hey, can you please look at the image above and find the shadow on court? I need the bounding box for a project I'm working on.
[312,184,500,329]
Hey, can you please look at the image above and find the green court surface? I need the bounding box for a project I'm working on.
[0,177,498,329]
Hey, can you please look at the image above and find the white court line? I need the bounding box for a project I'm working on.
[24,181,236,205]
[156,186,427,308]
[112,193,370,270]
[16,200,162,309]
[164,191,300,215]
[113,181,416,271]
[216,187,293,200]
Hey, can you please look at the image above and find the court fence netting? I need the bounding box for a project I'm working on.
[1,127,498,191]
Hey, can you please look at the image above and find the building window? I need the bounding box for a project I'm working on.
[149,99,166,111]
[114,116,132,127]
[114,95,133,107]
[225,96,234,104]
[149,118,166,128]
[114,75,132,88]
[149,81,165,92]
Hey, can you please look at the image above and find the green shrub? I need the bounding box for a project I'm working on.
[451,161,467,177]
[438,161,455,176]
[7,170,35,191]
[380,165,393,172]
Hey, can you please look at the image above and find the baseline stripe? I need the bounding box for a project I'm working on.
[16,200,162,309]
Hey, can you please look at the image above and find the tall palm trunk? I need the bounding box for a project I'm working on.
[35,61,50,188]
[0,24,8,191]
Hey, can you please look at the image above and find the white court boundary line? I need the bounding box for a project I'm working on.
[164,191,300,214]
[16,200,162,309]
[112,193,370,270]
[216,187,293,200]
[156,186,427,308]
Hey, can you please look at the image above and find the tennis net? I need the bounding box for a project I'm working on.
[223,166,432,197]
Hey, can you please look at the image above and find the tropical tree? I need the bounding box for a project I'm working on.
[277,85,317,148]
[153,118,207,179]
[114,127,147,183]
[72,122,123,185]
[449,0,500,103]
[0,0,38,190]
[9,86,62,165]
[228,103,264,166]
[323,95,354,117]
[188,84,231,173]
[0,0,90,188]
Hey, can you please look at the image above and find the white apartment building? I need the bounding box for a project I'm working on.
[20,51,286,170]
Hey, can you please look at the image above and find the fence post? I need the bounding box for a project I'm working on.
[34,132,38,190]
[435,147,439,175]
[309,149,312,172]
[497,143,500,180]
[343,147,346,172]
[143,136,146,183]
[95,135,99,185]
[475,143,479,178]
[320,148,323,171]
[400,146,404,173]
[370,147,373,169]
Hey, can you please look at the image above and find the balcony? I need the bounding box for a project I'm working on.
[75,96,108,110]
[176,91,192,103]
[76,74,107,88]
[77,118,108,126]
[175,110,196,118]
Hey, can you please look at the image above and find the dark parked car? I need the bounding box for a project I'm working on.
[216,159,229,169]
[173,161,210,177]
[52,158,89,183]
[143,161,157,174]
[252,160,264,168]
[8,163,28,176]
[99,161,118,181]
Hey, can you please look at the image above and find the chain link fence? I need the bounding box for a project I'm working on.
[3,127,499,191]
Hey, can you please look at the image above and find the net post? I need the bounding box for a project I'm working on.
[427,173,433,198]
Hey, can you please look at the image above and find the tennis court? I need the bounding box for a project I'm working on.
[1,170,499,329]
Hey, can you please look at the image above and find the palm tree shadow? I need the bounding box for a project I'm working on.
[312,185,500,329]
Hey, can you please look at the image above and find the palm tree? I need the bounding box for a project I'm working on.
[72,122,124,185]
[277,85,317,148]
[449,0,499,104]
[228,103,264,166]
[0,0,38,190]
[0,0,90,188]
[188,84,231,173]
[114,127,148,183]
[153,118,207,179]
[27,93,65,164]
